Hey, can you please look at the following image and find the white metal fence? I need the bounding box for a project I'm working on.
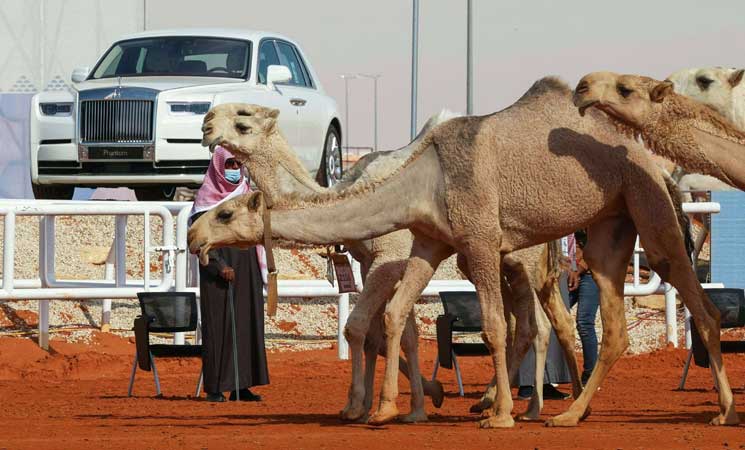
[0,199,723,359]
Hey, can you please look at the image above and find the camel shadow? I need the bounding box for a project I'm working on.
[74,412,475,428]
[584,409,745,426]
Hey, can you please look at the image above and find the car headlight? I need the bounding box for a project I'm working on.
[169,102,211,115]
[40,102,73,116]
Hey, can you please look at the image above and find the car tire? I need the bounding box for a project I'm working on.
[134,187,176,201]
[317,125,343,187]
[32,184,74,200]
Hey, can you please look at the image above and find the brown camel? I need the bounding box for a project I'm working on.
[573,71,745,191]
[190,76,735,428]
[200,104,581,422]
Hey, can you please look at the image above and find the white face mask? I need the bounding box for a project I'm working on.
[224,169,242,183]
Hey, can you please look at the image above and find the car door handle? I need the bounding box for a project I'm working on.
[290,98,307,107]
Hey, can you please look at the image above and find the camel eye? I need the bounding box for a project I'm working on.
[696,76,714,90]
[237,110,253,117]
[617,85,633,98]
[217,210,233,221]
[235,122,252,134]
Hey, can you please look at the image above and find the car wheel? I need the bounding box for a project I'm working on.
[134,187,176,201]
[317,125,343,187]
[32,184,74,200]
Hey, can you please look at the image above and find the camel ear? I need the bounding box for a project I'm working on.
[263,118,278,135]
[729,69,744,88]
[267,108,280,119]
[650,81,674,103]
[246,191,264,211]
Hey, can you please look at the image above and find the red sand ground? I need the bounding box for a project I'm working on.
[1,333,744,449]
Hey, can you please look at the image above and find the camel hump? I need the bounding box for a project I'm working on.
[518,76,572,102]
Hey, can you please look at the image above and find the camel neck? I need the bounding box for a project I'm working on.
[266,147,444,246]
[248,133,327,199]
[641,97,745,190]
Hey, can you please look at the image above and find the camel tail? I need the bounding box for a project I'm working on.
[663,175,695,262]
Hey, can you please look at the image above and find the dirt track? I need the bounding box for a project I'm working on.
[1,333,744,449]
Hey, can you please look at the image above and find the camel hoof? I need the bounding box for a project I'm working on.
[479,415,515,429]
[545,413,580,427]
[367,402,400,426]
[709,413,740,426]
[340,403,368,422]
[401,410,429,423]
[469,399,493,414]
[428,380,445,409]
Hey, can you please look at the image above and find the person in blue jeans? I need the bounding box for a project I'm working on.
[567,230,599,386]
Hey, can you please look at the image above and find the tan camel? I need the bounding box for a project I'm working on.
[200,104,581,422]
[190,77,736,428]
[573,71,745,191]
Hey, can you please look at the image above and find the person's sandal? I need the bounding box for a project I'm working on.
[517,385,533,400]
[229,388,262,402]
[542,384,571,400]
[205,392,226,402]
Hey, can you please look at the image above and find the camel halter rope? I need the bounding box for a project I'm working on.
[261,192,279,316]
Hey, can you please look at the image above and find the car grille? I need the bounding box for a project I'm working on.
[80,100,154,143]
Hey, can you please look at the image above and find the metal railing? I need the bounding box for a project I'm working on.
[0,199,722,357]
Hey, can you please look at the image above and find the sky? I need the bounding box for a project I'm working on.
[146,0,745,151]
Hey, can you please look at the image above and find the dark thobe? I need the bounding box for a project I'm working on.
[199,244,269,393]
[517,272,572,386]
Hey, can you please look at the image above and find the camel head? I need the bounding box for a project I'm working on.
[188,191,266,265]
[573,71,675,131]
[201,103,280,159]
[667,67,744,122]
[574,71,745,189]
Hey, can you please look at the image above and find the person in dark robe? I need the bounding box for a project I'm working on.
[191,146,269,403]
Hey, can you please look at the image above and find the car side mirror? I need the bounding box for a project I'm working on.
[71,67,90,83]
[266,65,292,90]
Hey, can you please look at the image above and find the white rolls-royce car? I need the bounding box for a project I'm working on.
[31,29,343,199]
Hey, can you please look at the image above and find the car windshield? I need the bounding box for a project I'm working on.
[90,37,251,79]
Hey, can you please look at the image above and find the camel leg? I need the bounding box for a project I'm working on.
[547,216,636,427]
[341,260,400,421]
[538,279,584,401]
[502,255,536,382]
[396,348,445,409]
[400,312,429,422]
[627,180,738,425]
[368,235,453,425]
[516,301,551,421]
[470,253,541,414]
[465,245,514,428]
[642,238,737,424]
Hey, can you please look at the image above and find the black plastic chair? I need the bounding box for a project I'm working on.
[679,288,745,389]
[128,292,203,397]
[432,291,489,396]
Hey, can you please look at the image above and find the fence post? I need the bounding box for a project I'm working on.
[684,306,692,349]
[664,284,678,347]
[39,300,50,350]
[337,292,349,360]
[101,244,115,332]
[37,215,51,350]
[3,211,15,292]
